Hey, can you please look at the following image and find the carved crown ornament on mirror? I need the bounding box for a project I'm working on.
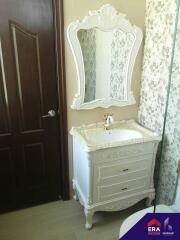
[67,4,143,110]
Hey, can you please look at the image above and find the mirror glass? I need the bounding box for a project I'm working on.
[77,28,135,103]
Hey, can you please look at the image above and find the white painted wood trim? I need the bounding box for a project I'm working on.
[67,4,143,110]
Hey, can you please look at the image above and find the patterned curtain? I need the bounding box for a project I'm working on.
[138,0,178,205]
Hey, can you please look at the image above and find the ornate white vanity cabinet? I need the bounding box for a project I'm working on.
[67,4,161,230]
[70,120,161,229]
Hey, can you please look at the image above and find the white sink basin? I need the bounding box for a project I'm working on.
[86,128,142,145]
[70,120,161,151]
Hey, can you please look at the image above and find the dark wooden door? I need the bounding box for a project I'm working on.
[0,0,64,213]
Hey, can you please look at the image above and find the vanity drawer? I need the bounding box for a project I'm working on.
[94,155,153,185]
[92,142,154,164]
[95,176,148,202]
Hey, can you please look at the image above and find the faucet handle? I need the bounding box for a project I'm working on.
[108,115,114,123]
[104,113,114,120]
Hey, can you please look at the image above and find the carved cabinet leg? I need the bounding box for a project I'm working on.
[146,194,155,207]
[84,209,94,230]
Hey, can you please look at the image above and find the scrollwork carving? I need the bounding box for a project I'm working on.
[67,4,143,110]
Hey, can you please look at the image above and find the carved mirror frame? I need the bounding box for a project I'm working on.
[67,4,143,110]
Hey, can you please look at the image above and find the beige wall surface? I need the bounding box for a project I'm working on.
[63,0,146,195]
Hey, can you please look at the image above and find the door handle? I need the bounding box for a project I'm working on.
[42,109,56,118]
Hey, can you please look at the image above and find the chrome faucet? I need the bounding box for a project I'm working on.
[104,113,114,130]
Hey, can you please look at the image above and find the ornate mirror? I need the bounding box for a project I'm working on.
[67,4,143,110]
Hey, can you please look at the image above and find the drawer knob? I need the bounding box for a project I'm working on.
[123,169,129,172]
[121,187,128,191]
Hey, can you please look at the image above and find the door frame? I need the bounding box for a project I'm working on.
[53,0,69,200]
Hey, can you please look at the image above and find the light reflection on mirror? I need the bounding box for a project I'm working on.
[77,28,135,103]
